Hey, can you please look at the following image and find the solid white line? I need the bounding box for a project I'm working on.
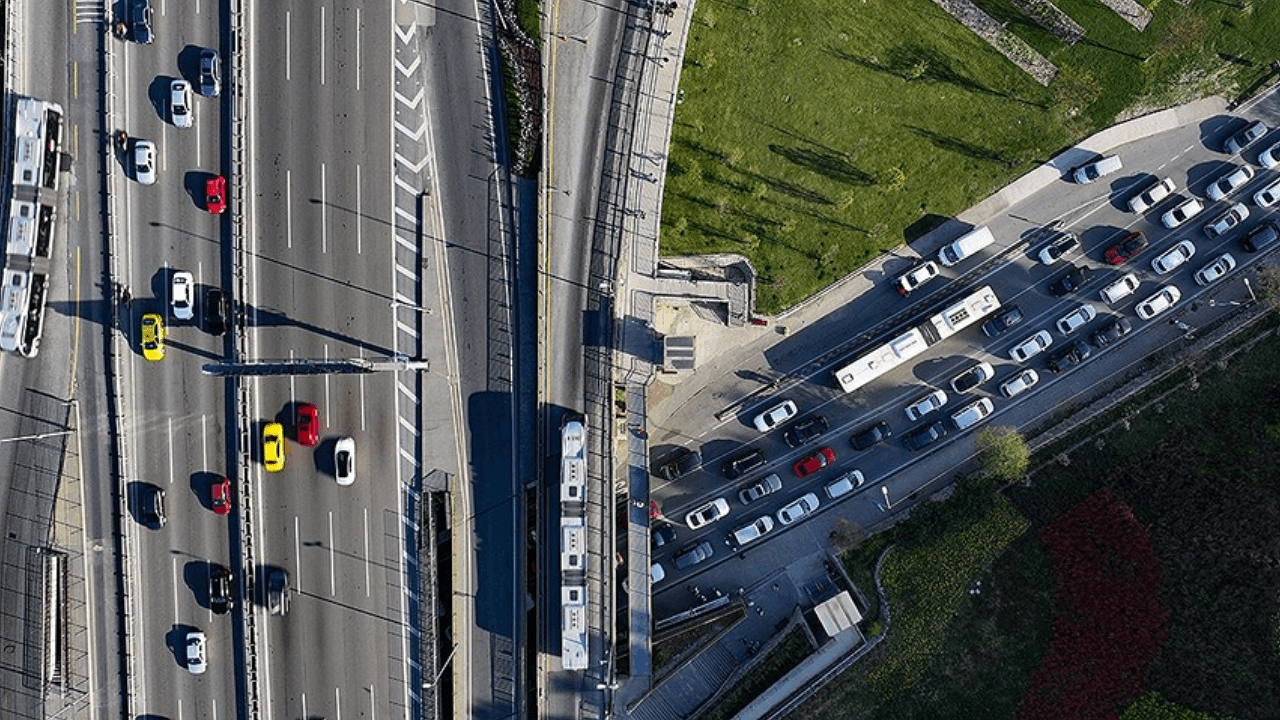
[363,507,370,597]
[201,414,208,471]
[335,684,341,720]
[289,349,297,405]
[172,557,180,623]
[356,165,363,254]
[322,162,329,254]
[356,8,362,91]
[324,345,332,421]
[293,515,301,589]
[286,11,292,81]
[286,170,293,249]
[358,362,367,432]
[321,6,327,86]
[167,418,175,485]
[328,511,336,596]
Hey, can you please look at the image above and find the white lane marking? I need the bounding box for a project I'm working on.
[363,507,370,597]
[211,699,217,720]
[324,345,332,422]
[358,363,366,431]
[335,685,341,720]
[289,350,297,405]
[370,685,375,720]
[196,115,202,167]
[286,11,292,81]
[300,694,307,720]
[286,170,293,249]
[293,515,302,590]
[320,5,327,86]
[356,8,362,91]
[167,418,175,485]
[356,165,363,254]
[201,415,208,473]
[316,161,322,253]
[172,557,180,623]
[328,510,336,596]
[178,699,184,720]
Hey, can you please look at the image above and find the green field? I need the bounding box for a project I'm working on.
[663,0,1280,312]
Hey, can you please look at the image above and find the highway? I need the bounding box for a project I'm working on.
[647,95,1280,619]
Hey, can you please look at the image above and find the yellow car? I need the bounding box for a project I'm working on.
[263,422,285,472]
[141,313,165,361]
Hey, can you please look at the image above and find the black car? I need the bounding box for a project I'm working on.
[783,416,829,448]
[130,0,153,44]
[722,448,766,480]
[1050,265,1091,297]
[267,568,290,616]
[674,541,714,570]
[850,421,893,451]
[209,565,233,614]
[652,524,677,548]
[659,448,702,481]
[205,287,228,335]
[1091,317,1132,348]
[981,305,1024,338]
[904,421,948,451]
[141,483,166,528]
[1047,340,1091,374]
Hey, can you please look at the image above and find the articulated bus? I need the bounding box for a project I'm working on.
[12,97,64,191]
[559,417,589,670]
[833,286,1001,394]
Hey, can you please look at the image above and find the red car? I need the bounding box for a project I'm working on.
[296,403,320,447]
[211,477,231,516]
[793,446,835,478]
[1103,231,1148,265]
[205,175,226,214]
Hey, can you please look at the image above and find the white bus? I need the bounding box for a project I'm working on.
[12,98,64,191]
[833,286,1001,394]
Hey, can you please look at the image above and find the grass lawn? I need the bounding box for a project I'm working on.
[664,0,1280,312]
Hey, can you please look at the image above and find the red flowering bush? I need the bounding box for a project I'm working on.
[1018,489,1168,720]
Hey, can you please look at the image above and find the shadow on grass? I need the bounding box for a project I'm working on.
[905,125,1020,168]
[767,144,876,186]
[825,43,1047,109]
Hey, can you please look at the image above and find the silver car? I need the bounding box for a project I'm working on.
[1099,273,1140,305]
[1128,177,1176,214]
[1009,330,1052,362]
[1151,240,1196,275]
[1223,120,1267,155]
[777,493,820,526]
[685,498,730,530]
[1161,197,1203,229]
[1205,164,1254,202]
[1194,253,1236,287]
[186,631,207,675]
[1254,177,1280,208]
[1203,203,1249,239]
[904,389,947,421]
[1055,304,1096,335]
[999,369,1039,398]
[198,48,221,97]
[171,271,194,320]
[1136,286,1181,320]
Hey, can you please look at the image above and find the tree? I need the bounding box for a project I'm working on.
[975,426,1030,483]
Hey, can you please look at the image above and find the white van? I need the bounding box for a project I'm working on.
[1073,155,1122,184]
[937,226,995,267]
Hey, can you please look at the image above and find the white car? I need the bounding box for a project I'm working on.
[904,389,947,421]
[776,493,819,526]
[753,400,797,432]
[895,260,940,296]
[999,369,1039,398]
[1036,232,1079,265]
[1055,304,1097,335]
[1203,203,1248,239]
[1009,330,1053,362]
[133,139,156,185]
[1100,273,1140,305]
[1260,140,1280,170]
[824,470,865,499]
[1151,240,1196,275]
[1128,177,1176,214]
[730,516,774,547]
[171,271,194,320]
[1135,286,1181,320]
[1194,253,1236,286]
[334,436,356,485]
[186,631,207,675]
[950,397,994,431]
[1254,177,1280,208]
[170,79,193,128]
[1205,164,1254,202]
[685,498,730,530]
[1161,198,1203,229]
